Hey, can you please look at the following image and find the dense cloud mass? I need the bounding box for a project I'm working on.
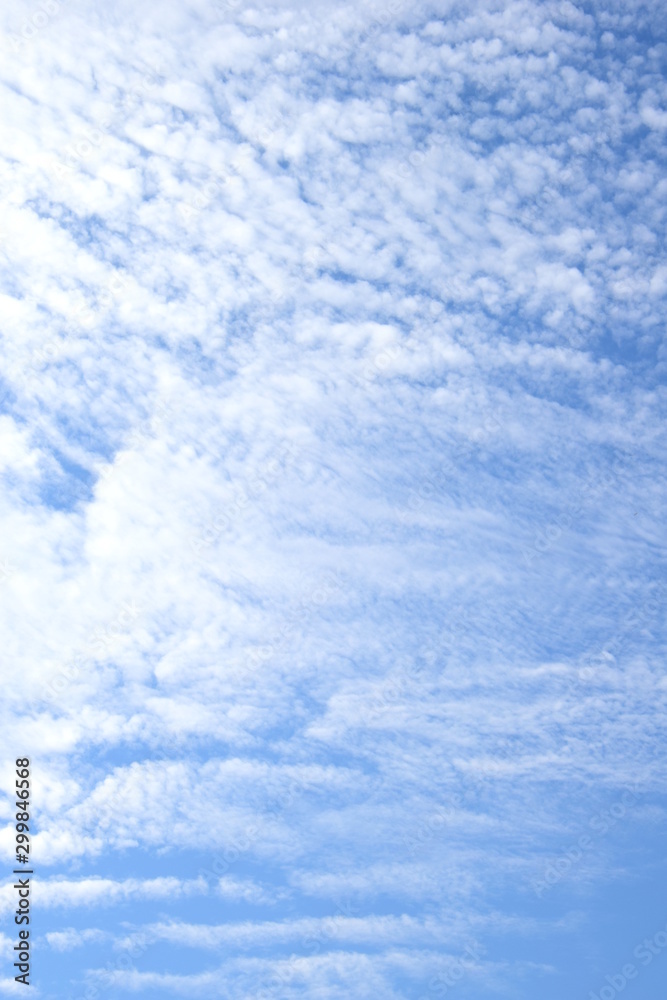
[0,0,665,996]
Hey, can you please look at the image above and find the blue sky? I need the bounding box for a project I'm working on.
[0,0,666,997]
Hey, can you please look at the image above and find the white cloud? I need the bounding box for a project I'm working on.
[44,927,108,952]
[0,877,207,916]
[0,0,664,995]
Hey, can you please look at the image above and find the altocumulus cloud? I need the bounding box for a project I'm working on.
[0,0,666,997]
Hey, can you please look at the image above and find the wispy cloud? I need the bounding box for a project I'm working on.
[0,0,665,996]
